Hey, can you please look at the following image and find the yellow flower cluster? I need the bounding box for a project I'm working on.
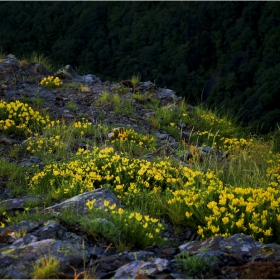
[109,127,156,156]
[0,100,50,135]
[74,119,92,136]
[40,76,62,88]
[219,137,253,151]
[26,134,65,154]
[200,113,231,127]
[29,146,184,203]
[166,169,223,225]
[267,161,280,188]
[196,186,280,243]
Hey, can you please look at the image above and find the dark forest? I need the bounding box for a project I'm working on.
[1,1,279,133]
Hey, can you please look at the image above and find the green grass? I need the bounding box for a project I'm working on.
[32,255,60,279]
[175,250,219,278]
[131,74,141,93]
[0,157,26,186]
[66,101,77,111]
[24,52,54,72]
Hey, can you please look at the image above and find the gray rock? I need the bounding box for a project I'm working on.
[157,88,181,101]
[1,196,46,212]
[44,187,124,216]
[136,81,155,91]
[0,221,40,241]
[0,138,20,145]
[82,74,101,84]
[114,258,169,279]
[113,260,144,279]
[124,251,156,262]
[4,83,55,101]
[0,54,19,67]
[29,156,42,164]
[179,234,280,266]
[154,132,169,140]
[177,121,187,128]
[181,130,192,141]
[0,238,88,278]
[55,65,101,84]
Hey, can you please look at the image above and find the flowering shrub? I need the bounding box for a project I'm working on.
[0,100,50,135]
[28,143,280,244]
[26,134,66,155]
[218,137,253,151]
[197,185,280,244]
[199,113,232,128]
[5,99,280,246]
[166,169,280,244]
[28,147,181,200]
[40,76,62,88]
[84,199,165,249]
[109,127,156,156]
[266,159,280,188]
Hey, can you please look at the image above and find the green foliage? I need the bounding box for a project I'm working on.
[6,210,55,225]
[66,101,77,111]
[97,91,134,115]
[83,200,166,249]
[26,52,54,72]
[0,157,25,186]
[0,97,280,249]
[175,250,219,278]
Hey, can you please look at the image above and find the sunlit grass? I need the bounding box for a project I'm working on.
[32,255,60,279]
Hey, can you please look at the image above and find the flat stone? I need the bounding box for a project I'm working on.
[44,187,124,216]
[0,238,88,278]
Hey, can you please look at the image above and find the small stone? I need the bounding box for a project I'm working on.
[161,247,177,255]
[29,156,41,164]
[0,138,19,145]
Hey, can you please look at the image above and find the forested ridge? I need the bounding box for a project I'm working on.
[1,1,280,133]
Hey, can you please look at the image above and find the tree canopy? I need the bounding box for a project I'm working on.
[0,1,279,132]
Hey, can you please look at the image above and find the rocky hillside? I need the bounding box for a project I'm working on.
[1,54,280,279]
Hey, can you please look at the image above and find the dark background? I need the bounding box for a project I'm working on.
[1,1,279,133]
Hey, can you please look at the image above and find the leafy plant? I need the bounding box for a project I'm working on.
[175,250,218,278]
[0,157,25,185]
[83,199,166,249]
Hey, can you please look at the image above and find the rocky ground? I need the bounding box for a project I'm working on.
[1,54,280,279]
